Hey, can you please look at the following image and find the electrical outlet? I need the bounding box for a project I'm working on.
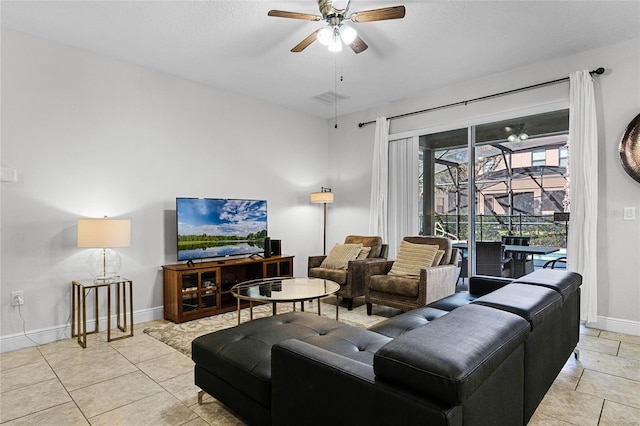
[11,291,24,306]
[623,207,636,221]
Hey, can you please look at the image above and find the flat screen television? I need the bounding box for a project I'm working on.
[176,197,268,261]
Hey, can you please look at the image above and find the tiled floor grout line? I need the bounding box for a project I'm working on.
[582,365,640,383]
[596,399,605,426]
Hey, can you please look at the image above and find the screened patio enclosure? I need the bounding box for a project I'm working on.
[419,109,570,273]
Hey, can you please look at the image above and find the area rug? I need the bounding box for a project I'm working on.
[144,299,390,356]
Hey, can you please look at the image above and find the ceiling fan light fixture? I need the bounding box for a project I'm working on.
[519,132,529,141]
[328,28,342,52]
[507,134,518,142]
[328,38,343,52]
[340,25,357,44]
[332,0,350,11]
[317,27,332,45]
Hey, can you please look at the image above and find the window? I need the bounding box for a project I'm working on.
[542,190,566,212]
[532,149,546,166]
[513,192,534,215]
[559,146,568,167]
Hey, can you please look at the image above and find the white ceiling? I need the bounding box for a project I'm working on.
[2,1,639,119]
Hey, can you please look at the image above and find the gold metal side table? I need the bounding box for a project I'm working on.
[71,278,134,348]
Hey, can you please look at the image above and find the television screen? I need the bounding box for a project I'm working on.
[176,198,268,261]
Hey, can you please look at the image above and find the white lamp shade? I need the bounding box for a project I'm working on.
[317,28,332,46]
[340,26,357,45]
[328,36,342,52]
[78,218,131,248]
[310,192,335,203]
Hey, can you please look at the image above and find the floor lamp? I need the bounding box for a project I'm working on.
[310,187,334,255]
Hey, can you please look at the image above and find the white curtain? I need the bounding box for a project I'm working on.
[567,70,598,323]
[387,137,420,259]
[369,117,389,242]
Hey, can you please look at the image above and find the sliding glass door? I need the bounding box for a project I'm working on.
[418,109,570,277]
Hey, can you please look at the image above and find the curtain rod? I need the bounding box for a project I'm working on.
[358,67,605,128]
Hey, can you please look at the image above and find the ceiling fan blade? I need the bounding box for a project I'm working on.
[268,10,321,21]
[349,35,368,54]
[291,30,321,53]
[351,5,406,23]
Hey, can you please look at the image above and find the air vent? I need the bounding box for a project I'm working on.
[312,91,350,104]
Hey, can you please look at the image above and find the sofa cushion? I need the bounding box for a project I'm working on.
[308,267,348,285]
[513,269,582,301]
[389,240,439,277]
[369,274,419,297]
[320,243,362,269]
[374,304,530,406]
[344,235,383,258]
[356,246,372,259]
[192,312,391,409]
[432,249,445,266]
[367,307,449,338]
[404,236,454,265]
[472,283,562,330]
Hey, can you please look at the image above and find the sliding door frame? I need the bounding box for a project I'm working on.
[396,100,569,279]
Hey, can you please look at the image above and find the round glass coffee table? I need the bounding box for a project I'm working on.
[230,277,340,324]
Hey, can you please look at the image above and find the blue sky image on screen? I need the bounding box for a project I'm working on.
[177,198,267,261]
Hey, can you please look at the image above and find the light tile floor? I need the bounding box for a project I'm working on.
[1,319,638,425]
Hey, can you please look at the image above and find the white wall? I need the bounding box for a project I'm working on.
[0,29,330,350]
[327,38,640,334]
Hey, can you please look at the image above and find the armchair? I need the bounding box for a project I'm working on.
[308,235,388,310]
[364,236,458,315]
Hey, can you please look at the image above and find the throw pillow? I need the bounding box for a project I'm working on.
[320,243,363,270]
[432,250,445,266]
[389,240,439,277]
[356,246,372,260]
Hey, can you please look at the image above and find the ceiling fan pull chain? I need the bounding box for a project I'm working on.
[334,56,339,129]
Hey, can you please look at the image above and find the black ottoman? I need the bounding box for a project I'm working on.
[192,311,391,425]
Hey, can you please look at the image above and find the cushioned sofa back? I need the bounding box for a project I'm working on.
[513,268,582,301]
[472,283,562,330]
[374,303,529,406]
[344,235,383,258]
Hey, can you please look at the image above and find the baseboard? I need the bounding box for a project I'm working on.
[0,306,165,353]
[586,315,640,336]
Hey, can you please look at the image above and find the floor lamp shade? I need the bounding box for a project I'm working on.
[78,218,131,281]
[310,191,335,204]
[310,187,334,255]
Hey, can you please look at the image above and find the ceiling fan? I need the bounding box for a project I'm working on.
[268,0,406,54]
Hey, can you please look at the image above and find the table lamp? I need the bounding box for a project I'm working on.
[77,216,131,282]
[310,187,334,255]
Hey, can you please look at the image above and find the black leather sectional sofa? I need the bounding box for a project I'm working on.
[191,269,582,425]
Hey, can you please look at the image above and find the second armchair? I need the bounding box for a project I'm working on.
[364,236,459,315]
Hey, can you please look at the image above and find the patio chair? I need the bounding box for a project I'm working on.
[476,241,513,278]
[502,235,533,277]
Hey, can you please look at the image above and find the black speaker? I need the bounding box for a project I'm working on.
[271,239,281,256]
[264,237,272,258]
